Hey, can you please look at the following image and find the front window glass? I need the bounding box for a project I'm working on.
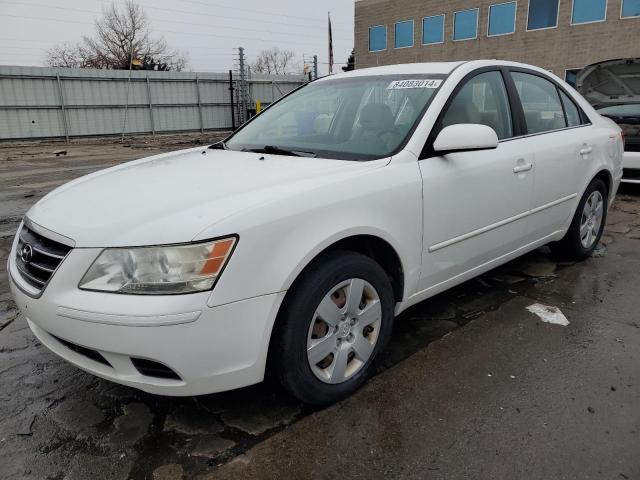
[453,9,479,40]
[527,0,559,30]
[423,15,445,44]
[622,0,640,18]
[512,72,567,134]
[226,76,445,161]
[395,20,414,48]
[572,0,607,24]
[369,25,387,52]
[441,71,513,140]
[489,2,517,36]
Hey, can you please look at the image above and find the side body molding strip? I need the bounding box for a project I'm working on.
[428,193,578,253]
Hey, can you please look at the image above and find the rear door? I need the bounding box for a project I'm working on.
[507,70,593,239]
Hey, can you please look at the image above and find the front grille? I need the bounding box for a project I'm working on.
[51,335,112,367]
[14,224,72,293]
[625,142,640,153]
[131,358,182,380]
[623,168,640,180]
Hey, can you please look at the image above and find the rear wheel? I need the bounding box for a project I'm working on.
[550,178,608,260]
[272,251,394,405]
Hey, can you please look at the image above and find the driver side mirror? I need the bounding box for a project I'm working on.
[433,124,499,155]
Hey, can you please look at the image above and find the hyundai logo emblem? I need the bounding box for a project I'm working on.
[20,244,33,264]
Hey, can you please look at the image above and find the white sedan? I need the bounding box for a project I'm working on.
[8,60,623,405]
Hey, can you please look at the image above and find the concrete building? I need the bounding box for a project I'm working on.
[354,0,640,85]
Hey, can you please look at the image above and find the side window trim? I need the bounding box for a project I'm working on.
[555,85,570,129]
[420,67,518,159]
[501,67,528,137]
[503,67,592,139]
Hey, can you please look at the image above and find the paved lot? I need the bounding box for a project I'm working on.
[0,136,639,479]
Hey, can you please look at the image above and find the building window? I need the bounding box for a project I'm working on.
[369,25,387,52]
[565,68,582,88]
[572,0,607,24]
[395,20,414,48]
[527,0,560,30]
[622,0,640,18]
[488,2,517,36]
[453,8,479,40]
[423,14,445,44]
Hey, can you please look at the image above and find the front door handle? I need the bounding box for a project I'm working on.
[513,163,533,174]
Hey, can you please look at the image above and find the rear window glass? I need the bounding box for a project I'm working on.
[512,72,567,134]
[559,90,583,127]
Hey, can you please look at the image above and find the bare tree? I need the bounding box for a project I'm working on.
[252,48,298,75]
[45,43,93,69]
[45,1,188,71]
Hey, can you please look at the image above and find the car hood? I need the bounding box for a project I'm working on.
[27,147,382,247]
[577,58,640,108]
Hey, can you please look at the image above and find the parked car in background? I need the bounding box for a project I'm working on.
[8,60,623,405]
[577,59,640,184]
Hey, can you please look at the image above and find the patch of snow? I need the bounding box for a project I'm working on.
[526,303,570,326]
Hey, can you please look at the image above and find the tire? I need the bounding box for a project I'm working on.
[550,178,608,261]
[272,250,395,406]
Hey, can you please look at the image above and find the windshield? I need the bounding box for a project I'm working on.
[225,75,446,160]
[597,103,640,118]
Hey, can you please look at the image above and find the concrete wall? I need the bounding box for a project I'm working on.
[0,66,305,141]
[355,0,640,77]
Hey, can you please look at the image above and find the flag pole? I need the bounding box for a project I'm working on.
[328,12,334,75]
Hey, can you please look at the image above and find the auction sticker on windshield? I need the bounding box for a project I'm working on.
[387,79,443,90]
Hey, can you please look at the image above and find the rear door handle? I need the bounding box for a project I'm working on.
[580,146,593,155]
[513,163,533,173]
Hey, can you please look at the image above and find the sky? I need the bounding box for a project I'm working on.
[0,0,355,75]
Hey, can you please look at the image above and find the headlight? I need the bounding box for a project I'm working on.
[79,237,237,295]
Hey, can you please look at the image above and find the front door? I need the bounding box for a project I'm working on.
[417,70,535,294]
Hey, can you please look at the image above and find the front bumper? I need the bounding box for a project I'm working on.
[8,236,285,396]
[622,151,640,184]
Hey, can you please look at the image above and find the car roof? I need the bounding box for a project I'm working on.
[319,62,466,81]
[318,60,554,82]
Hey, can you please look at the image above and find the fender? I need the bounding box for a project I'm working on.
[202,154,424,308]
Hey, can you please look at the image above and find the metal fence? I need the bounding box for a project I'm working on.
[0,65,306,141]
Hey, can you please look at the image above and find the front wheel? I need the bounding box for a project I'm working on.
[272,251,395,405]
[550,178,608,261]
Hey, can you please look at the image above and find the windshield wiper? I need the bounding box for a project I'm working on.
[243,145,317,157]
[209,141,228,150]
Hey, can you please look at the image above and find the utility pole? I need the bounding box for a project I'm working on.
[228,70,236,131]
[313,55,319,81]
[238,47,247,125]
[121,40,135,142]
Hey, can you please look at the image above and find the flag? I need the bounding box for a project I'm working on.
[328,12,334,75]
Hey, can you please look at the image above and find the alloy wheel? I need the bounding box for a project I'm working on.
[580,190,604,249]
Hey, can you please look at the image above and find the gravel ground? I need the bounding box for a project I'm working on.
[0,136,638,479]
